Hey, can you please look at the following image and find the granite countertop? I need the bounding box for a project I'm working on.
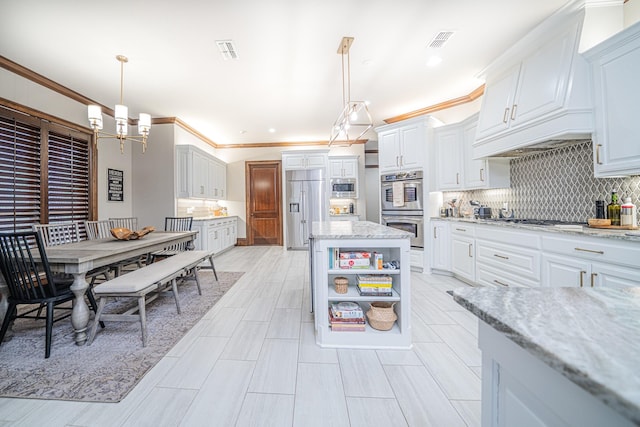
[453,286,640,424]
[432,217,640,242]
[311,220,412,239]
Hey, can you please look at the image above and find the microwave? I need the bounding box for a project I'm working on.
[330,178,357,198]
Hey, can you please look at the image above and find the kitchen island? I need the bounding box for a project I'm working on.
[453,286,640,427]
[310,221,412,349]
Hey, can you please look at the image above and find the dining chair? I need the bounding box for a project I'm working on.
[33,222,111,285]
[84,220,143,276]
[108,217,138,230]
[0,231,100,358]
[147,216,194,264]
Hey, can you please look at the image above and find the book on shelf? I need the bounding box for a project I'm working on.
[357,286,393,296]
[328,308,365,324]
[356,274,393,287]
[339,251,371,259]
[339,258,371,269]
[330,323,365,332]
[330,301,363,319]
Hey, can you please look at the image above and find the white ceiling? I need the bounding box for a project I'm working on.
[0,0,570,146]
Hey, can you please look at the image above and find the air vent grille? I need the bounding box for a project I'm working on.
[216,40,239,60]
[428,31,455,48]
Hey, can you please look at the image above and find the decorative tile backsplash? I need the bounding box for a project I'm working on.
[443,141,640,222]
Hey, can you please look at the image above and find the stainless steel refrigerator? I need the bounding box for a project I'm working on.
[286,168,327,249]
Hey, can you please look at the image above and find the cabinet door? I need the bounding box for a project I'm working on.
[283,154,306,170]
[306,154,327,169]
[451,236,475,282]
[378,131,401,172]
[511,23,575,126]
[329,159,344,178]
[590,31,640,177]
[592,262,640,288]
[192,222,205,250]
[476,65,520,140]
[191,151,209,197]
[463,120,487,189]
[542,253,590,288]
[431,221,450,271]
[434,126,463,190]
[175,147,190,198]
[399,124,423,170]
[341,159,358,178]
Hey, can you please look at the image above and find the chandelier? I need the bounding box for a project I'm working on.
[87,55,151,154]
[329,37,373,146]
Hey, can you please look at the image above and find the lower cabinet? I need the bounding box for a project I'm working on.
[430,220,450,272]
[451,225,475,283]
[192,217,237,255]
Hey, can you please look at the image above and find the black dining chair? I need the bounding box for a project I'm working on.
[0,231,101,358]
[147,216,194,264]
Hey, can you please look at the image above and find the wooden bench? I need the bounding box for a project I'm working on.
[87,250,216,346]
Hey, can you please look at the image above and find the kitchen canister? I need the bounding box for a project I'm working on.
[333,277,349,294]
[366,302,397,331]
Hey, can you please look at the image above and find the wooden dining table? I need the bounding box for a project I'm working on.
[41,230,198,346]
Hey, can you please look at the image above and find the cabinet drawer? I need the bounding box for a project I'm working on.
[476,263,537,288]
[451,224,475,237]
[542,235,640,269]
[475,225,541,249]
[476,240,540,281]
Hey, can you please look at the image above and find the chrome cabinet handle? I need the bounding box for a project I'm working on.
[456,172,460,185]
[575,247,604,255]
[468,243,473,258]
[480,168,485,182]
[493,254,509,260]
[455,228,466,232]
[400,155,404,166]
[510,104,518,121]
[579,270,586,287]
[433,227,437,239]
[503,108,510,124]
[396,156,400,167]
[596,144,603,165]
[591,273,597,287]
[494,279,509,287]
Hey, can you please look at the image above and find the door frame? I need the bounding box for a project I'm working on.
[244,160,283,246]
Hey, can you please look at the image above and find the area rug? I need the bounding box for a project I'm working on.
[0,270,243,403]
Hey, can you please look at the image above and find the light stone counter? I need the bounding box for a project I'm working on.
[311,220,412,240]
[432,217,640,242]
[453,286,640,425]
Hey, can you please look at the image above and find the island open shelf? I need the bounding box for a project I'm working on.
[310,221,412,349]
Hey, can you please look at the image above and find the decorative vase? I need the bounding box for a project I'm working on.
[366,302,397,331]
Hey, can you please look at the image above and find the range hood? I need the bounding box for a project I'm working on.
[472,0,623,159]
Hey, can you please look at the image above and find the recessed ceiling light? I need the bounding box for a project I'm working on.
[268,128,276,133]
[426,55,442,67]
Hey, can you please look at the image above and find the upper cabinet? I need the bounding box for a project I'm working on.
[329,156,358,179]
[282,150,328,170]
[473,6,593,158]
[434,113,510,191]
[376,116,440,173]
[584,21,640,177]
[176,145,227,200]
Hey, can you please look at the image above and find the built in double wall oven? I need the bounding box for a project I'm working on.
[380,170,424,249]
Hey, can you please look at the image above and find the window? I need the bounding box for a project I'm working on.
[0,106,95,233]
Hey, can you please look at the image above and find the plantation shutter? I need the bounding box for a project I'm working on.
[47,129,90,224]
[0,113,42,233]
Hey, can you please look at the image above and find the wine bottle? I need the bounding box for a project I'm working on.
[607,191,621,226]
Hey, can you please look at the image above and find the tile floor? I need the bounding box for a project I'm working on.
[0,246,481,427]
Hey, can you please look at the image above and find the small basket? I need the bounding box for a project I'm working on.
[366,302,397,331]
[333,277,349,294]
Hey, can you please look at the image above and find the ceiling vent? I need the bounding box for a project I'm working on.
[216,40,239,60]
[427,31,455,48]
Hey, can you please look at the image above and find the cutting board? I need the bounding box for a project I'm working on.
[588,224,639,230]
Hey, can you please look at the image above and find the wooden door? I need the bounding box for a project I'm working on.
[245,161,282,245]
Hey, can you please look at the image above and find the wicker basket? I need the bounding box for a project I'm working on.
[366,302,397,331]
[333,277,349,294]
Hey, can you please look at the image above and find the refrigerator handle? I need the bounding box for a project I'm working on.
[301,189,307,244]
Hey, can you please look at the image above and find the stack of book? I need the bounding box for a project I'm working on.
[329,302,365,331]
[356,274,393,296]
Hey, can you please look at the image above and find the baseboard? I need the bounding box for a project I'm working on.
[236,238,248,246]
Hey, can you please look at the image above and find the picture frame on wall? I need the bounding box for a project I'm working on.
[107,168,124,202]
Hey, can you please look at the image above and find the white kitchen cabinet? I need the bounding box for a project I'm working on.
[433,114,509,191]
[472,6,592,158]
[176,145,227,200]
[282,150,328,170]
[434,125,463,190]
[451,224,475,283]
[584,21,640,177]
[192,217,237,255]
[328,156,358,179]
[375,116,439,173]
[542,233,640,288]
[430,219,450,272]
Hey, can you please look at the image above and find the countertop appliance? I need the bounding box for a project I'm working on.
[330,178,357,198]
[286,169,327,249]
[380,170,424,249]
